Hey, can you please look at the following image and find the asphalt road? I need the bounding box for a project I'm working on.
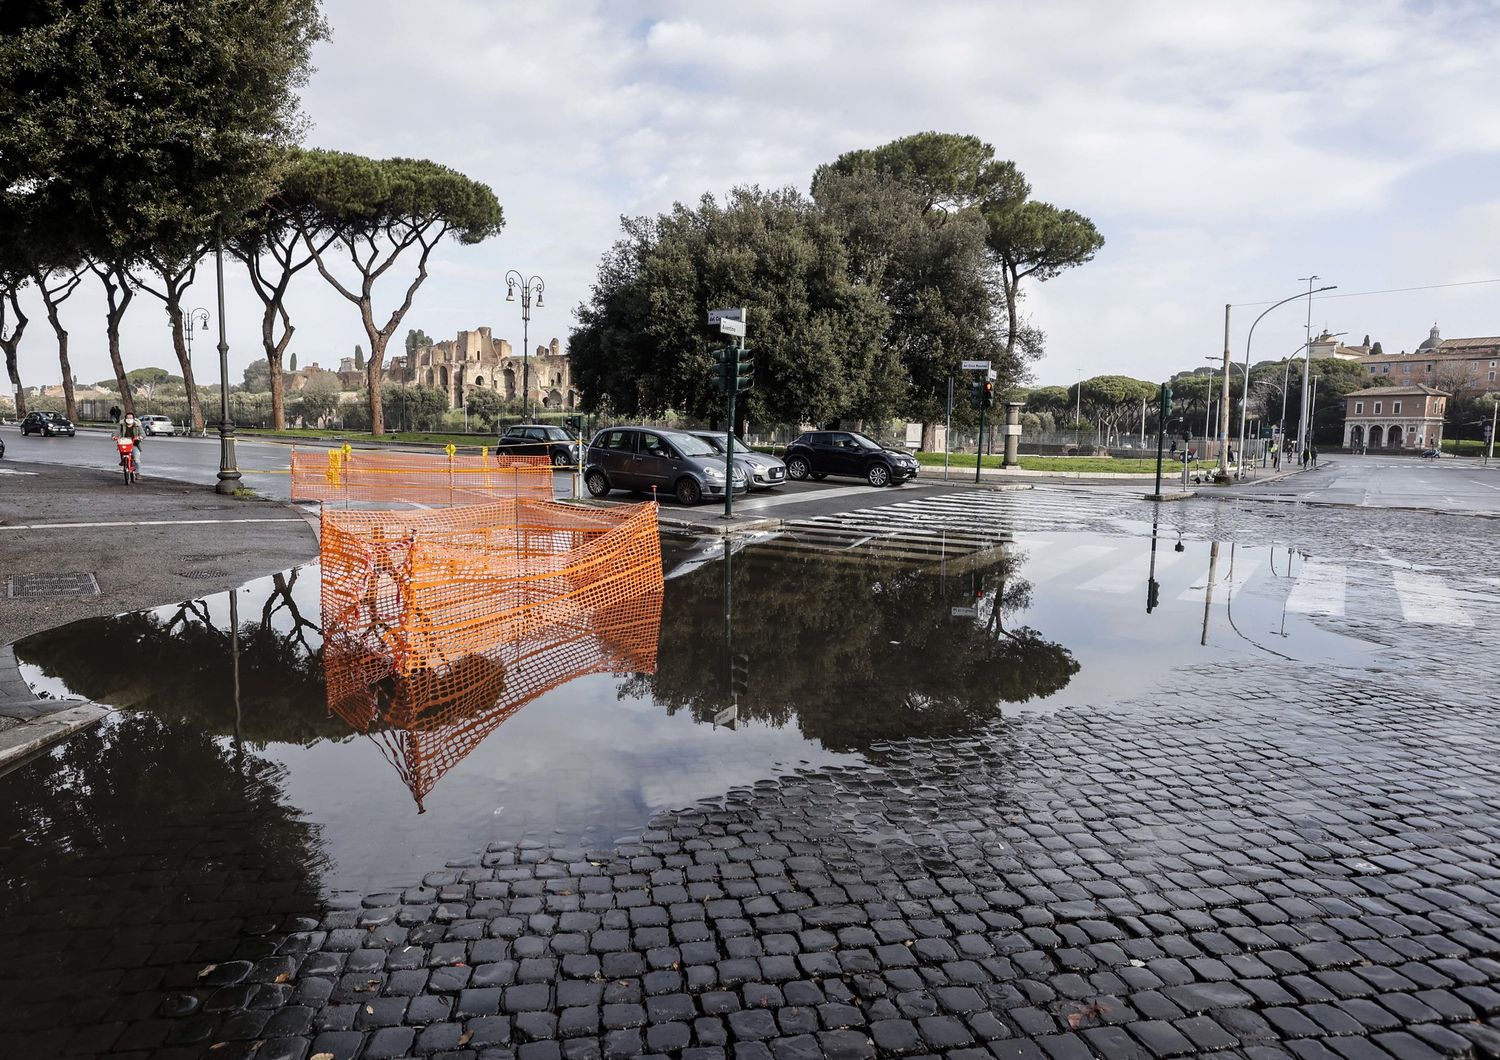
[0,425,990,514]
[1222,452,1500,513]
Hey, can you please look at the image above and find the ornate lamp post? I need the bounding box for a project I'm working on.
[505,271,544,421]
[186,308,209,435]
[214,230,240,494]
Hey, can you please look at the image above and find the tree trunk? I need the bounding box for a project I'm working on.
[1,290,28,419]
[921,421,937,451]
[106,310,133,416]
[45,304,75,422]
[3,349,23,418]
[366,334,388,435]
[165,301,205,431]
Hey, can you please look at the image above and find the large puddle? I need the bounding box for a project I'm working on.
[0,520,1394,1053]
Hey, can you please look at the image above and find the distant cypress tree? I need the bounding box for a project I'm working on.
[1363,334,1371,347]
[289,352,298,371]
[1371,341,1384,356]
[354,345,365,371]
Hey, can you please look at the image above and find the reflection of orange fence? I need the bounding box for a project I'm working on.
[291,449,555,504]
[320,498,663,808]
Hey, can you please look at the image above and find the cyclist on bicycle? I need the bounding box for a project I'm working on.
[115,412,144,477]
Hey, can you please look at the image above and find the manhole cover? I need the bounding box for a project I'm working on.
[181,569,229,580]
[8,572,101,598]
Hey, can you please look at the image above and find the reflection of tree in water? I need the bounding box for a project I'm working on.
[625,545,1078,752]
[13,570,340,746]
[325,591,662,811]
[0,707,326,1054]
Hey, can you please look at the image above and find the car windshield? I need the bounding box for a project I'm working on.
[542,427,570,441]
[848,432,883,449]
[667,433,716,457]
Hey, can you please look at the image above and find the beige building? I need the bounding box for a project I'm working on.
[388,327,579,412]
[1341,384,1448,450]
[1360,324,1500,392]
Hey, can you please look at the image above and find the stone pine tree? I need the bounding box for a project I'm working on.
[0,0,327,415]
[285,150,503,435]
[134,240,208,430]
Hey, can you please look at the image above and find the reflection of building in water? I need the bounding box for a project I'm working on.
[319,498,664,809]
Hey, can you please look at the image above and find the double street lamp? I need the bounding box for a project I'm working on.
[505,271,545,422]
[1241,280,1336,471]
[186,308,209,435]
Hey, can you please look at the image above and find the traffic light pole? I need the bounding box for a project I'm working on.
[724,376,737,519]
[975,403,985,484]
[1154,382,1167,497]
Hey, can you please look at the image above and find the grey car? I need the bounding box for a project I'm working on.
[585,426,748,505]
[687,431,787,490]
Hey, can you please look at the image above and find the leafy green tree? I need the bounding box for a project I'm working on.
[0,0,328,415]
[464,386,505,429]
[296,371,339,425]
[354,344,365,371]
[380,382,448,432]
[0,270,27,418]
[1077,375,1157,443]
[1026,385,1071,412]
[284,150,504,434]
[815,131,1026,215]
[985,200,1104,366]
[1370,341,1384,356]
[126,366,177,399]
[572,186,889,430]
[242,359,272,392]
[133,242,207,430]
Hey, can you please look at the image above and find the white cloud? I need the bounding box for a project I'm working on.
[15,0,1500,395]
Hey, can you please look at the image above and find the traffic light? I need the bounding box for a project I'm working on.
[730,653,749,697]
[981,380,995,409]
[735,351,755,393]
[1146,577,1160,613]
[1161,384,1173,419]
[711,348,737,393]
[565,415,583,433]
[970,383,984,409]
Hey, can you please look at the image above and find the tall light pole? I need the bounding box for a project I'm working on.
[214,231,240,495]
[1241,285,1336,476]
[1294,275,1324,456]
[186,307,209,435]
[505,271,545,422]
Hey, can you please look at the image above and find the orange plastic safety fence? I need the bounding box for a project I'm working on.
[320,498,663,809]
[290,448,556,504]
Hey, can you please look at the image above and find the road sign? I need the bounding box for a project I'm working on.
[960,360,991,371]
[708,308,745,325]
[719,318,746,337]
[950,606,978,617]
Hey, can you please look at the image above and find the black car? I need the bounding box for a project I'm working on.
[20,411,76,437]
[495,424,580,466]
[585,426,747,505]
[783,430,920,487]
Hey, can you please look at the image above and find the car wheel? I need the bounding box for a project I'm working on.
[551,447,570,467]
[675,477,702,506]
[866,463,891,487]
[585,469,610,497]
[786,455,810,481]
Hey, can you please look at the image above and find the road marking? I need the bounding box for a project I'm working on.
[1285,560,1347,617]
[1392,570,1473,627]
[0,517,307,531]
[1078,546,1186,593]
[736,484,922,510]
[1019,543,1118,583]
[0,467,39,475]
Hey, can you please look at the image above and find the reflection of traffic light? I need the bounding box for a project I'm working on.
[730,653,749,697]
[1146,578,1160,613]
[982,380,995,409]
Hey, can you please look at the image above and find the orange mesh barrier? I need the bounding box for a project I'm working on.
[320,499,663,808]
[290,448,556,504]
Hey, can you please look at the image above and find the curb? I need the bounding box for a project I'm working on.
[0,702,111,778]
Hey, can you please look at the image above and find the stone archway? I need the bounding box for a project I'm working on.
[1349,424,1364,450]
[544,389,563,410]
[1368,425,1383,448]
[474,375,484,388]
[503,367,516,400]
[1387,425,1403,449]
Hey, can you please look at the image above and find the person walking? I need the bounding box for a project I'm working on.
[1310,445,1318,468]
[109,404,121,426]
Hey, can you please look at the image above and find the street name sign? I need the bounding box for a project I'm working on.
[708,308,745,324]
[960,360,991,370]
[719,318,746,337]
[950,606,978,617]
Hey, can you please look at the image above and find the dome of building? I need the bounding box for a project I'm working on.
[1417,323,1441,351]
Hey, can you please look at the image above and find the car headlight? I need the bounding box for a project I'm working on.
[704,466,725,482]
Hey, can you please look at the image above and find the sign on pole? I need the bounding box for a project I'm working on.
[708,308,745,325]
[960,359,991,371]
[719,318,746,337]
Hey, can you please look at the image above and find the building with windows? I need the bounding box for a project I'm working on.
[387,328,579,411]
[1341,385,1448,451]
[1359,325,1500,393]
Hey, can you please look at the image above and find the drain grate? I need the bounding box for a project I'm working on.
[8,572,101,598]
[181,568,229,580]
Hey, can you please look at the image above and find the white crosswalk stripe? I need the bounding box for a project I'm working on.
[1078,546,1188,593]
[1392,570,1474,627]
[1286,560,1347,617]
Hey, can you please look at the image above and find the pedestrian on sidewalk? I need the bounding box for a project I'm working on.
[109,405,121,425]
[1310,446,1318,467]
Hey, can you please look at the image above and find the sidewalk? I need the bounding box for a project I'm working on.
[0,461,319,772]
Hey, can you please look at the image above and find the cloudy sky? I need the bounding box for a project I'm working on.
[17,0,1500,393]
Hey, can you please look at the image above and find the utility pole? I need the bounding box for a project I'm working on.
[1153,382,1172,498]
[1296,275,1318,455]
[1217,303,1232,480]
[1488,398,1497,464]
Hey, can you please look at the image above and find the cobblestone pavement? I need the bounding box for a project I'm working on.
[5,489,1500,1059]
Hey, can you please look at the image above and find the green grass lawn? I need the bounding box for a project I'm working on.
[1441,438,1495,456]
[914,452,1162,474]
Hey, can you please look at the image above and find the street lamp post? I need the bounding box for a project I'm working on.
[186,307,209,435]
[505,271,545,422]
[214,231,240,494]
[1242,286,1336,475]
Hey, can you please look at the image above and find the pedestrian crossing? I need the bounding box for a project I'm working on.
[762,487,1487,630]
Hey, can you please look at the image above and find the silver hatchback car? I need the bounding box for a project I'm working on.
[687,431,787,490]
